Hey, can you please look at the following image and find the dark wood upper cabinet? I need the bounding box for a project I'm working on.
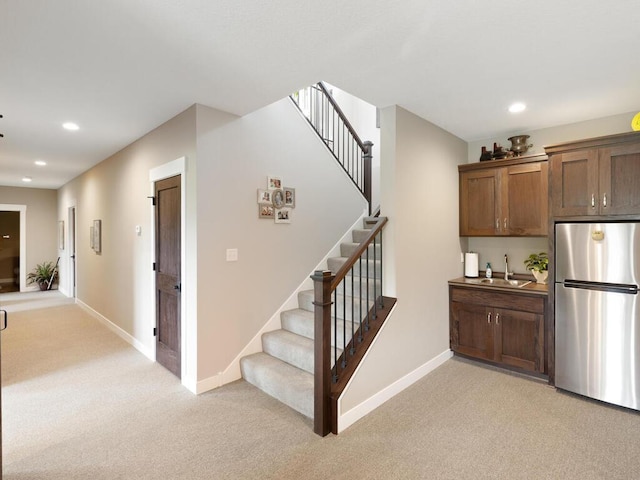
[547,131,640,218]
[459,155,548,236]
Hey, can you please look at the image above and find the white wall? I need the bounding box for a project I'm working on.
[0,187,58,290]
[466,110,637,274]
[195,99,367,382]
[339,106,466,421]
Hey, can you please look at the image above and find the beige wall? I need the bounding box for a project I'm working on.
[57,106,198,360]
[0,187,58,289]
[340,106,466,413]
[195,100,367,381]
[466,111,637,274]
[56,98,366,390]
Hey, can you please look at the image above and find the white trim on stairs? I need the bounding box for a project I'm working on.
[337,339,453,433]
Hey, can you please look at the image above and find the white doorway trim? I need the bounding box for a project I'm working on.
[0,204,27,291]
[149,157,194,392]
[67,206,77,298]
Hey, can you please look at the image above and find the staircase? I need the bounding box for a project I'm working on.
[240,219,380,419]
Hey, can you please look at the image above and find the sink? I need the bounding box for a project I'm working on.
[465,278,532,288]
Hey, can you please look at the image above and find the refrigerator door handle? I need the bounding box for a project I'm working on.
[564,279,638,295]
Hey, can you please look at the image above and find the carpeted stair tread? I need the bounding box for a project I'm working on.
[240,352,313,418]
[281,308,315,338]
[340,242,381,258]
[262,330,314,374]
[327,257,381,277]
[352,228,373,243]
[281,308,360,346]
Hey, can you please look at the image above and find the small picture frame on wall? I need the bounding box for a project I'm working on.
[283,187,295,208]
[275,208,291,224]
[93,219,102,253]
[272,189,285,209]
[257,189,272,205]
[267,175,282,190]
[259,204,275,219]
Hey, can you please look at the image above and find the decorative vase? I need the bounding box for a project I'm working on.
[531,270,548,284]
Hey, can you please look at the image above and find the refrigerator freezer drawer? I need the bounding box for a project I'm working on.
[555,284,640,411]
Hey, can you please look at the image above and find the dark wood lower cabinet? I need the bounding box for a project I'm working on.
[450,285,546,374]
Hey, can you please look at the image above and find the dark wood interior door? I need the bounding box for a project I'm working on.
[155,175,181,378]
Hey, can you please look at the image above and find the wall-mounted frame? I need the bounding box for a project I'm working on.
[58,220,65,250]
[257,189,272,205]
[267,175,282,190]
[283,187,295,208]
[92,219,102,253]
[259,204,275,219]
[275,208,291,224]
[272,189,285,209]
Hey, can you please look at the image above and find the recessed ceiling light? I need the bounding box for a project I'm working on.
[22,176,32,182]
[34,160,47,166]
[508,102,526,113]
[63,122,79,131]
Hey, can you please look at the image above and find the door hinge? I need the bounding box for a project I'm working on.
[152,262,156,271]
[147,196,156,206]
[153,327,157,337]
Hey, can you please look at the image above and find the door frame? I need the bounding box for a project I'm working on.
[149,157,190,386]
[0,204,27,291]
[67,206,77,298]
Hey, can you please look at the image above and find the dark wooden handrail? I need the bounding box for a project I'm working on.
[312,216,394,436]
[331,216,387,290]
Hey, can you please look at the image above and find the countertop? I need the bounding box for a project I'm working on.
[448,276,548,295]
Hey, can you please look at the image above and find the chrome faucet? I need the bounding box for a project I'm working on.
[504,254,512,280]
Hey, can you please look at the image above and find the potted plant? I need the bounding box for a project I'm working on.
[27,261,57,291]
[524,252,549,284]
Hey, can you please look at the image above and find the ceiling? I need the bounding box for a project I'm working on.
[1,0,639,189]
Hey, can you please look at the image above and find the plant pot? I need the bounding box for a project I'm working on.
[38,282,48,291]
[531,270,548,284]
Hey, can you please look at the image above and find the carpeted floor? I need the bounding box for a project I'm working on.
[2,291,640,479]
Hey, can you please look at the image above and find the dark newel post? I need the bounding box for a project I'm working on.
[363,141,373,215]
[311,270,334,436]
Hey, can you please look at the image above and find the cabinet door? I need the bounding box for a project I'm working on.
[550,150,599,217]
[494,308,544,373]
[502,162,548,235]
[598,142,640,215]
[459,169,500,236]
[451,302,494,361]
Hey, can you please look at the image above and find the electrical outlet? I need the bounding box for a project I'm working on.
[226,248,238,262]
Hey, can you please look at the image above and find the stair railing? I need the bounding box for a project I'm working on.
[291,82,373,215]
[311,216,396,436]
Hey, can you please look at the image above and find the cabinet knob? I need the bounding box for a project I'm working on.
[591,194,596,208]
[487,312,492,324]
[496,218,500,230]
[503,218,507,230]
[603,193,607,208]
[496,313,500,325]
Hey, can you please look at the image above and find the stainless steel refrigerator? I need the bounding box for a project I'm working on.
[555,222,640,411]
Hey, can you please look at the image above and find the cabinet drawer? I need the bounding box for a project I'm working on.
[450,287,545,314]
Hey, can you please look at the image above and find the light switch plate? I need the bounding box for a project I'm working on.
[226,248,238,262]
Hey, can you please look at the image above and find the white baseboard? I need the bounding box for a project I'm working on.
[76,300,154,361]
[337,348,453,433]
